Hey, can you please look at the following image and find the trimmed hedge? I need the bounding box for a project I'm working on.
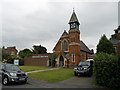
[94,53,120,88]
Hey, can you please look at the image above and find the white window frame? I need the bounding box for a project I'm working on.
[72,54,75,63]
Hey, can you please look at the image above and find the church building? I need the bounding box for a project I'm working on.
[53,10,93,67]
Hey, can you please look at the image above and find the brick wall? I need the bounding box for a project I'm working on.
[24,54,51,66]
[69,44,81,65]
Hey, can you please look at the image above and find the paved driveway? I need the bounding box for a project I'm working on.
[57,76,97,88]
[2,75,105,89]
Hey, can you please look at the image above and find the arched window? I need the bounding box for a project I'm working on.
[62,40,68,52]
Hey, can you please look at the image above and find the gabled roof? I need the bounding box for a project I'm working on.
[68,11,80,24]
[110,39,120,45]
[62,30,68,37]
[80,41,92,54]
[53,31,69,51]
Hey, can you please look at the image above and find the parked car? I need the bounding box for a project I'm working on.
[86,59,94,62]
[0,63,28,85]
[74,59,93,76]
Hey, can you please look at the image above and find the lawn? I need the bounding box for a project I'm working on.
[28,68,74,83]
[19,66,49,72]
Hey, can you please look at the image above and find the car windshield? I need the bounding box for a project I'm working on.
[78,61,90,66]
[5,64,20,71]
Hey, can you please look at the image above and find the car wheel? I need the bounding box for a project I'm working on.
[23,79,27,83]
[2,76,9,85]
[74,72,78,76]
[88,72,92,77]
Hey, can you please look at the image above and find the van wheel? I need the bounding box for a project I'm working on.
[24,79,27,83]
[88,72,92,77]
[2,76,9,85]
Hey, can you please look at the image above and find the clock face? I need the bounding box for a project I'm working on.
[71,23,76,28]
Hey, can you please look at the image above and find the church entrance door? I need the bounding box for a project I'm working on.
[59,55,64,67]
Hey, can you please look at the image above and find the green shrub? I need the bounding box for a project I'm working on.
[94,53,120,88]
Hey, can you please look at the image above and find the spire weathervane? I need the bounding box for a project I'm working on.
[73,8,75,12]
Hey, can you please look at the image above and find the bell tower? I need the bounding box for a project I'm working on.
[68,10,81,66]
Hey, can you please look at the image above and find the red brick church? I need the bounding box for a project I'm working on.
[53,10,93,67]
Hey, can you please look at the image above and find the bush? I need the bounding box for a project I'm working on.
[94,53,120,88]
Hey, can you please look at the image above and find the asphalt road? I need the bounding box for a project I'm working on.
[1,76,105,89]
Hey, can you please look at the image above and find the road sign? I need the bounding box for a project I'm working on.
[14,59,19,65]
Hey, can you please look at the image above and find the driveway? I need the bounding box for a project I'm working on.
[57,76,97,88]
[2,75,105,89]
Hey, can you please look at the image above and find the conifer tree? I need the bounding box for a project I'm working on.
[97,34,115,54]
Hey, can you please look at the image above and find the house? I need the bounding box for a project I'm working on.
[53,10,93,67]
[110,25,120,56]
[2,46,18,57]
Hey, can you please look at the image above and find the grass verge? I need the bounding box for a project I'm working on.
[28,68,74,83]
[19,66,49,72]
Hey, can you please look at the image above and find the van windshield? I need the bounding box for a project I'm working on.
[78,61,90,66]
[5,64,20,71]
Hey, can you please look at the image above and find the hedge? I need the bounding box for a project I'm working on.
[94,53,120,88]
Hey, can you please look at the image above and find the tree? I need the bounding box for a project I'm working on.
[49,53,57,67]
[2,53,12,62]
[18,49,32,59]
[32,45,47,54]
[2,50,14,63]
[97,34,115,54]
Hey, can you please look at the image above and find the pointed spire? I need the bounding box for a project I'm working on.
[73,8,75,12]
[68,9,80,25]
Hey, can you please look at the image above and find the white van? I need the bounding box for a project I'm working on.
[86,59,94,61]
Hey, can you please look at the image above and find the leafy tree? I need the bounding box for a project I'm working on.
[32,45,47,54]
[49,53,57,67]
[97,34,115,54]
[18,49,32,59]
[2,53,12,61]
[1,47,16,63]
[2,51,14,63]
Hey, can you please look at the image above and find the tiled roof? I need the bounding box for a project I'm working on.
[69,11,80,24]
[80,41,92,54]
[62,30,68,37]
[110,39,120,45]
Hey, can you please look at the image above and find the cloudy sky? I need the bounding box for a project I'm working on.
[1,0,119,53]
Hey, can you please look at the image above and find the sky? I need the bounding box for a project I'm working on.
[1,0,119,53]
